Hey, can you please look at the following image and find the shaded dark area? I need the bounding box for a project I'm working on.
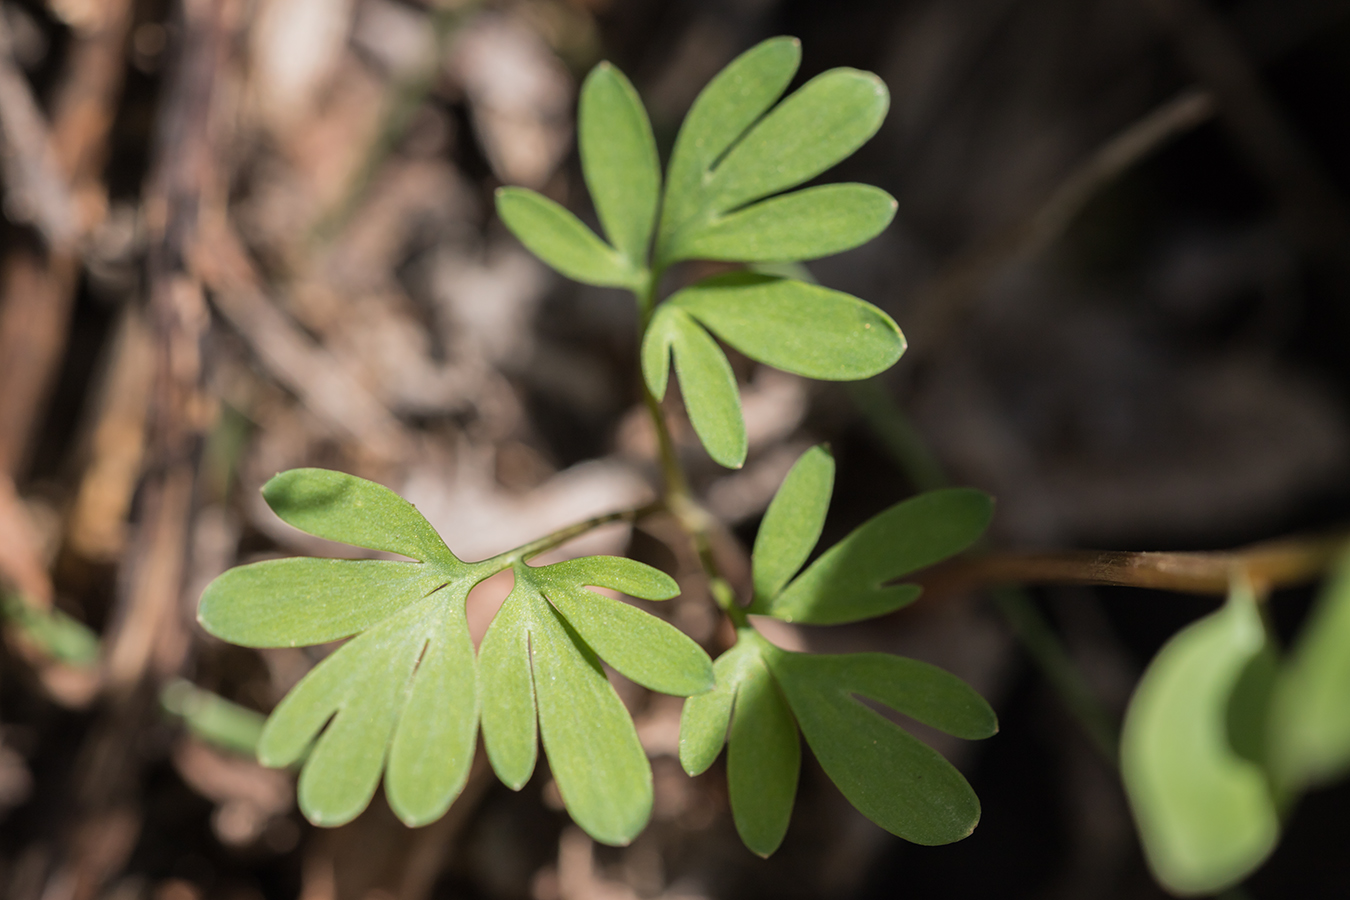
[0,0,1347,898]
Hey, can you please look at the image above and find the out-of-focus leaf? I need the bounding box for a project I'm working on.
[666,184,896,263]
[643,306,746,469]
[496,187,639,289]
[728,655,800,857]
[658,37,801,258]
[752,445,834,604]
[161,679,266,757]
[679,639,759,776]
[579,63,660,267]
[1,593,100,666]
[767,642,984,845]
[762,488,992,623]
[1120,582,1280,896]
[670,274,904,381]
[1269,548,1350,791]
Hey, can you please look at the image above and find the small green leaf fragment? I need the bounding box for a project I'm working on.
[770,488,992,624]
[198,558,439,647]
[530,592,653,846]
[479,587,539,791]
[668,184,896,263]
[770,646,981,845]
[680,640,760,776]
[386,594,479,827]
[496,187,639,289]
[263,469,453,562]
[659,36,801,254]
[1120,582,1280,895]
[728,658,800,857]
[579,63,660,266]
[1269,549,1350,791]
[541,582,712,696]
[641,306,678,400]
[752,445,835,605]
[542,556,679,601]
[666,308,746,469]
[1,593,100,666]
[672,274,904,382]
[709,69,889,213]
[161,679,266,757]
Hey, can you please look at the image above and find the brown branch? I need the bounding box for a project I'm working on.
[920,532,1349,597]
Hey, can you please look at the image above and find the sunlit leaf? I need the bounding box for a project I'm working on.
[762,488,992,623]
[670,274,904,381]
[1269,548,1350,792]
[659,37,801,259]
[579,62,660,267]
[752,445,834,604]
[496,187,639,289]
[479,587,538,790]
[728,655,800,857]
[1120,582,1280,896]
[666,184,896,263]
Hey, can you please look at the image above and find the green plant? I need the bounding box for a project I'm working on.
[197,37,1001,853]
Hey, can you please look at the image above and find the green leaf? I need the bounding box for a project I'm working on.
[536,557,712,696]
[752,445,835,604]
[198,469,487,829]
[579,63,660,267]
[671,274,904,382]
[480,568,653,844]
[199,558,444,647]
[1,593,100,667]
[262,468,453,562]
[766,641,983,845]
[679,639,761,776]
[495,187,639,289]
[728,655,800,857]
[647,305,747,469]
[659,37,801,258]
[161,679,266,757]
[641,302,677,400]
[1269,548,1350,791]
[1120,582,1280,895]
[707,68,889,215]
[666,184,896,263]
[764,488,992,623]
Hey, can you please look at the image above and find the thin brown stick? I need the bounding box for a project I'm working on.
[919,532,1348,597]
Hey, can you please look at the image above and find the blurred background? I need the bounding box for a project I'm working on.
[0,0,1348,897]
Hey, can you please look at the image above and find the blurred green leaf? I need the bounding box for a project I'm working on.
[1120,581,1280,896]
[162,679,266,758]
[495,187,639,289]
[579,63,660,267]
[1,593,100,667]
[1269,548,1350,792]
[761,488,992,623]
[728,655,800,857]
[659,36,801,259]
[666,184,896,263]
[643,305,747,468]
[752,445,834,604]
[671,273,904,381]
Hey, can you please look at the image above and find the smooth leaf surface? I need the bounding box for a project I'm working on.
[1120,583,1280,896]
[764,488,992,623]
[752,445,835,604]
[765,641,983,845]
[479,586,539,790]
[658,36,801,257]
[666,183,896,263]
[1269,548,1350,791]
[641,304,677,400]
[495,187,639,288]
[679,640,760,776]
[727,656,800,857]
[652,306,747,468]
[579,63,660,266]
[671,274,904,382]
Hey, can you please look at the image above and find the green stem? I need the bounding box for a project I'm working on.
[480,502,661,570]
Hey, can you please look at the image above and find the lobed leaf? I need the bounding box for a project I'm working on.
[764,488,992,623]
[671,273,904,382]
[679,640,760,776]
[658,37,801,258]
[579,63,660,267]
[495,187,639,289]
[666,183,897,263]
[752,445,835,604]
[1120,582,1280,896]
[644,306,747,468]
[479,588,538,791]
[766,643,983,846]
[262,468,453,562]
[727,656,800,857]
